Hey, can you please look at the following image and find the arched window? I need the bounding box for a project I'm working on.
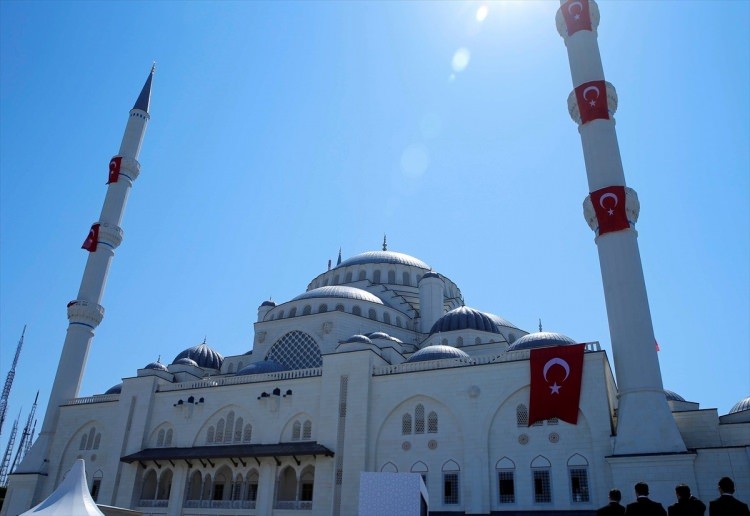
[292,421,301,441]
[86,427,96,450]
[333,275,339,285]
[567,454,590,503]
[141,470,158,501]
[411,461,428,486]
[335,304,345,312]
[442,461,460,505]
[157,429,165,447]
[456,336,464,346]
[234,418,243,442]
[201,474,212,500]
[79,434,87,450]
[243,423,253,442]
[368,308,377,320]
[475,337,482,345]
[246,470,259,501]
[415,404,425,434]
[277,466,298,502]
[402,272,411,286]
[289,307,297,317]
[278,310,285,319]
[213,467,231,501]
[302,420,312,440]
[186,471,202,501]
[383,312,391,324]
[358,270,366,281]
[396,317,402,328]
[516,404,529,427]
[345,272,353,282]
[216,418,225,442]
[388,270,396,283]
[300,466,315,503]
[302,305,312,316]
[531,456,552,504]
[428,411,438,433]
[373,270,381,283]
[352,306,362,316]
[91,470,103,502]
[225,412,235,443]
[157,469,173,500]
[231,473,243,501]
[93,433,101,450]
[165,428,173,447]
[318,304,328,313]
[380,462,398,473]
[496,457,516,504]
[402,413,412,435]
[206,426,215,444]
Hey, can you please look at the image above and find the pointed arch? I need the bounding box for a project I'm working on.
[141,469,157,501]
[402,413,412,435]
[415,404,425,434]
[380,462,398,473]
[186,470,202,500]
[276,465,298,502]
[567,453,588,467]
[157,469,173,500]
[302,420,312,440]
[530,455,551,468]
[427,411,438,433]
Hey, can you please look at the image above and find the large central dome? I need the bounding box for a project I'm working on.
[336,251,431,270]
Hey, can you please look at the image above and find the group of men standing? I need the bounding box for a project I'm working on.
[597,477,750,516]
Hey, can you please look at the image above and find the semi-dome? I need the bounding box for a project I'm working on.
[293,286,384,304]
[144,360,168,371]
[340,334,373,345]
[336,251,431,270]
[173,342,224,369]
[664,389,686,402]
[506,331,577,351]
[104,383,122,395]
[429,306,502,335]
[729,396,750,414]
[407,345,470,363]
[174,357,199,367]
[236,359,289,376]
[260,300,277,307]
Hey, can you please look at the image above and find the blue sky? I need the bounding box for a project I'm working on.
[1,1,748,458]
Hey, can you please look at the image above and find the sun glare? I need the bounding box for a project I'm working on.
[476,5,489,22]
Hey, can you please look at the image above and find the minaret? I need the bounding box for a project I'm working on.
[14,67,155,481]
[556,1,685,454]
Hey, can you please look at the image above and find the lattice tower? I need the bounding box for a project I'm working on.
[0,325,26,436]
[10,391,38,473]
[0,411,20,486]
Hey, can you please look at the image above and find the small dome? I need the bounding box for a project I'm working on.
[506,331,576,351]
[407,345,470,363]
[236,359,289,376]
[729,396,750,414]
[367,332,391,340]
[260,300,277,307]
[174,357,199,366]
[293,286,384,305]
[664,389,685,402]
[430,307,502,335]
[104,383,122,395]
[421,271,441,280]
[341,334,373,345]
[173,342,224,369]
[336,250,431,270]
[144,361,168,371]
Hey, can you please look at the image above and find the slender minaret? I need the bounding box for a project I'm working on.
[556,0,685,454]
[14,67,154,480]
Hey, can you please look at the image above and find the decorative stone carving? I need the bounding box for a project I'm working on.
[97,223,124,249]
[427,440,438,450]
[256,331,266,344]
[518,434,529,445]
[402,441,411,451]
[549,432,560,443]
[556,0,600,39]
[323,321,333,335]
[583,186,640,234]
[67,300,105,328]
[567,80,618,124]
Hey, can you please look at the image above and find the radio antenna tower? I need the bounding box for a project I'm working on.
[0,325,26,436]
[0,410,21,486]
[10,392,39,474]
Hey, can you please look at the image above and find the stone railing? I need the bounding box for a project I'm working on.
[184,499,256,509]
[138,499,168,507]
[62,394,120,406]
[373,342,601,376]
[275,500,313,510]
[158,367,323,393]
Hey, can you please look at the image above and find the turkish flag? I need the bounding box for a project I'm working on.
[561,0,592,36]
[529,344,585,425]
[82,223,100,252]
[107,157,122,184]
[575,80,609,124]
[591,185,629,235]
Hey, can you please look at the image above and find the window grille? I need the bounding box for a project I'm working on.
[456,337,463,346]
[165,429,173,446]
[303,305,312,315]
[373,271,381,283]
[225,412,235,443]
[335,304,345,312]
[443,473,460,505]
[533,470,552,503]
[396,317,402,327]
[388,271,396,283]
[345,272,353,282]
[403,272,411,286]
[318,304,328,313]
[243,424,252,442]
[302,420,312,440]
[234,418,243,442]
[292,421,301,441]
[516,404,529,427]
[569,468,590,502]
[216,419,225,442]
[358,270,366,281]
[368,309,377,320]
[498,470,515,503]
[93,433,101,450]
[80,435,87,450]
[402,413,412,435]
[157,429,165,447]
[267,331,322,369]
[428,411,438,433]
[475,337,482,345]
[548,417,559,425]
[207,426,215,444]
[415,404,425,434]
[383,313,391,324]
[246,473,259,501]
[87,427,96,450]
[352,306,362,316]
[289,307,297,317]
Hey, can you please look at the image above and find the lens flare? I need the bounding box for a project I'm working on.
[451,48,471,73]
[476,5,489,22]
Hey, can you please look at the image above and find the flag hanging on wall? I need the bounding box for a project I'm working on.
[529,344,585,425]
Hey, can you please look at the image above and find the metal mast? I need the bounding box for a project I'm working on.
[10,392,39,475]
[0,325,26,436]
[0,411,20,486]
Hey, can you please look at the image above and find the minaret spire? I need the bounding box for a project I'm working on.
[337,247,342,266]
[9,67,155,502]
[382,234,387,251]
[556,0,684,454]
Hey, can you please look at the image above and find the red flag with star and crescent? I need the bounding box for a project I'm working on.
[591,185,629,235]
[82,223,100,252]
[107,156,122,184]
[561,0,592,36]
[529,343,585,425]
[575,80,609,124]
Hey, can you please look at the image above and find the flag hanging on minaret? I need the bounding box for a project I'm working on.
[591,185,629,235]
[529,344,585,425]
[561,0,592,36]
[81,223,100,252]
[575,80,609,124]
[107,157,122,184]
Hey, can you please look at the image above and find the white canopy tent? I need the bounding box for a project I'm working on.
[21,459,104,515]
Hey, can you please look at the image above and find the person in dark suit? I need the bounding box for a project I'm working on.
[709,476,750,516]
[625,482,667,516]
[668,484,705,516]
[598,488,626,516]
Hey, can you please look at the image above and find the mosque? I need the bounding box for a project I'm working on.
[3,1,749,515]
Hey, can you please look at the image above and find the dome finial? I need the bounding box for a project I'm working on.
[337,247,342,266]
[382,234,387,251]
[157,355,161,362]
[202,336,207,345]
[538,318,543,332]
